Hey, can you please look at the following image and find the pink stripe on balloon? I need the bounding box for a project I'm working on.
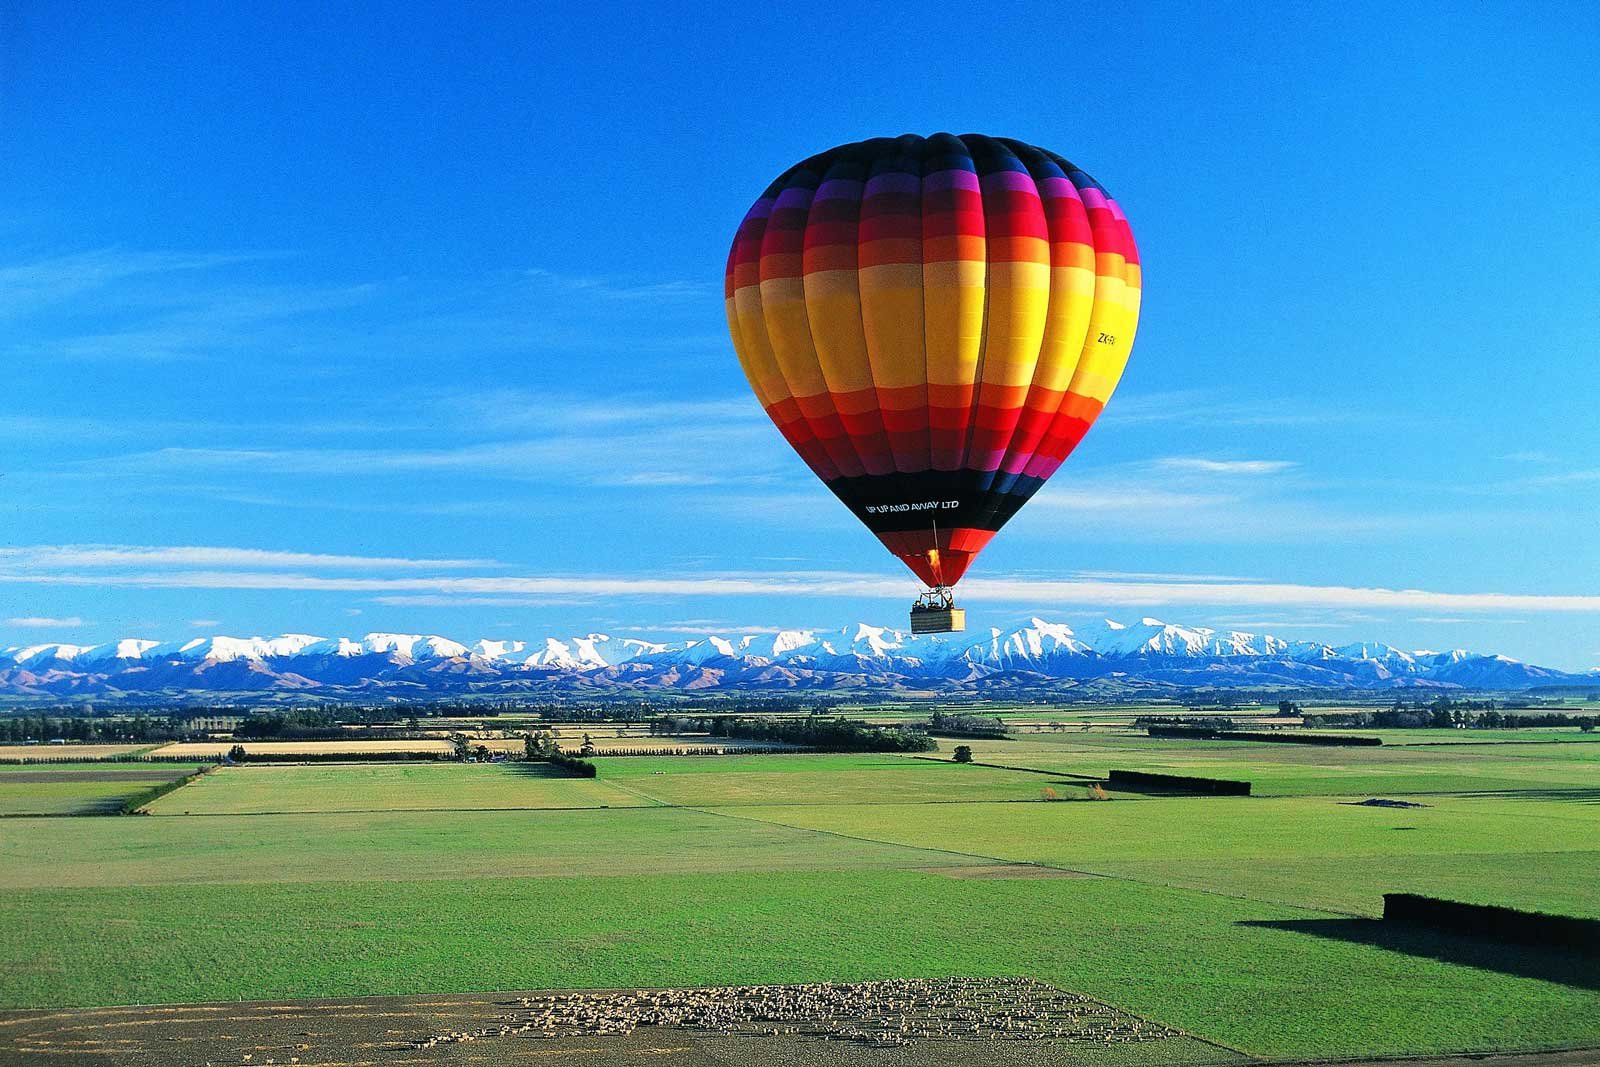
[980,170,1040,196]
[1037,176,1084,202]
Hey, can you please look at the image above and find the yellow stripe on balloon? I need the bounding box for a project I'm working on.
[801,269,876,394]
[858,262,928,394]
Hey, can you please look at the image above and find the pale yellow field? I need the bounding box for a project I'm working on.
[151,739,455,757]
[0,744,150,760]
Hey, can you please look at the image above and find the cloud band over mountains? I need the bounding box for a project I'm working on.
[2,543,1598,616]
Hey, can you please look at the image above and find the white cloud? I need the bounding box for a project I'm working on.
[1030,487,1235,512]
[1070,570,1262,583]
[188,618,220,628]
[5,616,86,628]
[0,545,496,570]
[371,595,596,607]
[1156,458,1297,475]
[87,406,781,488]
[4,567,1600,615]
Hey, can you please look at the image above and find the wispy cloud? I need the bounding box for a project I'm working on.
[5,616,86,628]
[371,595,597,607]
[0,249,266,320]
[188,618,221,628]
[1410,616,1526,625]
[0,545,498,570]
[1108,389,1361,428]
[1069,570,1263,583]
[521,269,719,304]
[1155,458,1297,475]
[4,566,1600,615]
[1529,469,1600,486]
[83,394,784,491]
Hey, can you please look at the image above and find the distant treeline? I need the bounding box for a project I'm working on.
[225,747,454,764]
[1306,706,1597,731]
[234,709,449,741]
[1147,725,1382,747]
[926,712,1009,739]
[0,754,212,765]
[1134,715,1240,731]
[579,746,812,757]
[707,716,937,753]
[0,714,187,744]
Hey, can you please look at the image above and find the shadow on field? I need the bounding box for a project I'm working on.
[1240,918,1600,990]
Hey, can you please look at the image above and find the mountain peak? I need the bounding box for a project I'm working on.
[0,618,1582,696]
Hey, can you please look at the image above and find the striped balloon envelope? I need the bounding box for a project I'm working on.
[725,133,1140,603]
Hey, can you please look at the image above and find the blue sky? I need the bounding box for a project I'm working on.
[4,1,1599,668]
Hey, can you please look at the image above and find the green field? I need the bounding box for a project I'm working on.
[144,760,652,815]
[0,762,205,816]
[597,752,1089,805]
[0,731,1595,1062]
[946,731,1600,797]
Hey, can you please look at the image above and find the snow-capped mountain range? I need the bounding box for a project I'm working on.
[1,618,1591,701]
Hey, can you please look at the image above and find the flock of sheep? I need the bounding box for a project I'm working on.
[411,977,1179,1051]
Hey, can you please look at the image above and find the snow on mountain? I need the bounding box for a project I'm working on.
[0,617,1587,696]
[5,643,95,667]
[77,639,162,664]
[1077,617,1285,659]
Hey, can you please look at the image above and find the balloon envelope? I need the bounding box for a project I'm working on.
[725,134,1140,587]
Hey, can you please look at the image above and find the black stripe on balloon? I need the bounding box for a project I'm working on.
[821,470,1046,536]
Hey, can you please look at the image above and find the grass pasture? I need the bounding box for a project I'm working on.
[599,752,1091,806]
[0,762,206,816]
[718,794,1600,919]
[0,728,1594,1062]
[946,731,1600,798]
[143,761,652,815]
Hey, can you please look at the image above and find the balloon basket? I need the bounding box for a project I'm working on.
[910,588,966,634]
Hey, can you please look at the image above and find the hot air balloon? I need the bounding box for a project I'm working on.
[725,134,1140,633]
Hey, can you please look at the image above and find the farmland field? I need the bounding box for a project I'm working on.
[942,731,1600,797]
[143,761,653,814]
[0,728,1595,1064]
[0,762,205,816]
[597,752,1091,805]
[0,744,151,760]
[151,738,458,757]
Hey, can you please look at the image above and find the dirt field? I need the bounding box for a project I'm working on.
[0,983,1236,1067]
[149,735,776,758]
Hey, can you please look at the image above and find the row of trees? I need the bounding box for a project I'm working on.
[0,714,187,744]
[927,711,1008,738]
[706,715,936,752]
[1306,706,1596,730]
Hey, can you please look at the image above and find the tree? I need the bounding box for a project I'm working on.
[953,745,973,764]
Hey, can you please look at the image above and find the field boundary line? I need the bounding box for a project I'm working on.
[138,801,662,818]
[907,755,1106,780]
[596,785,1262,1061]
[690,801,1391,921]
